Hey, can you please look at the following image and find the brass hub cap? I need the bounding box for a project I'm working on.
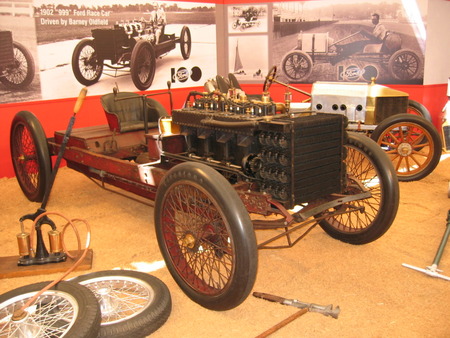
[398,142,413,156]
[182,233,196,249]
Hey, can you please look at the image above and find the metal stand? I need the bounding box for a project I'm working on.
[402,210,450,281]
[17,88,87,266]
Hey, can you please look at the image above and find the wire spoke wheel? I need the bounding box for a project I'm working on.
[71,270,171,337]
[10,111,51,202]
[0,281,101,338]
[155,162,257,311]
[317,133,399,244]
[131,40,156,90]
[71,39,103,86]
[371,114,441,181]
[0,42,35,88]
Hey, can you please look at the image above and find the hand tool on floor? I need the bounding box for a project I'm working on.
[253,292,340,337]
[402,210,450,281]
[253,292,340,318]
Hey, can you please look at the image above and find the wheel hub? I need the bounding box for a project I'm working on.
[182,233,197,249]
[398,142,413,156]
[97,286,119,314]
[11,310,43,336]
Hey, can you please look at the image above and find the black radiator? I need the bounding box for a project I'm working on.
[172,106,347,209]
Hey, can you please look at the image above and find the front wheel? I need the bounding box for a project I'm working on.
[10,110,51,202]
[317,132,399,244]
[179,26,192,60]
[154,162,258,311]
[281,50,313,82]
[0,41,35,89]
[371,114,442,181]
[388,49,421,81]
[130,40,156,91]
[70,270,171,338]
[72,38,103,86]
[0,281,101,338]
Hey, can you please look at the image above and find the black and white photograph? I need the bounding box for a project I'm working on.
[35,0,216,100]
[0,0,42,103]
[227,4,268,34]
[2,0,216,103]
[272,0,427,84]
[228,35,269,80]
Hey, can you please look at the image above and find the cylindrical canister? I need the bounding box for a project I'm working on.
[16,232,31,256]
[48,230,63,253]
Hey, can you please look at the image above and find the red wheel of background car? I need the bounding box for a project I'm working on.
[154,162,257,311]
[281,50,313,83]
[407,99,432,122]
[371,114,442,181]
[130,40,156,90]
[10,110,51,202]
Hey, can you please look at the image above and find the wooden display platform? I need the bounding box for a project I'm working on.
[0,249,93,279]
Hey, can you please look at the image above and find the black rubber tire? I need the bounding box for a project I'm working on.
[10,110,52,202]
[388,48,421,81]
[154,162,258,311]
[72,38,103,86]
[371,114,442,181]
[71,270,171,338]
[0,41,35,89]
[179,26,192,60]
[130,40,156,91]
[0,281,101,338]
[281,50,313,82]
[317,132,399,244]
[407,99,432,122]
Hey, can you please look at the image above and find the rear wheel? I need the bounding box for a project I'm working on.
[154,162,258,311]
[130,40,156,90]
[71,270,171,338]
[317,132,399,244]
[281,51,313,82]
[371,114,441,181]
[72,38,103,86]
[10,110,51,202]
[407,99,432,122]
[0,281,101,338]
[0,41,35,89]
[388,49,421,81]
[179,26,191,60]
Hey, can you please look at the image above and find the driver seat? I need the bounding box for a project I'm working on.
[101,92,168,133]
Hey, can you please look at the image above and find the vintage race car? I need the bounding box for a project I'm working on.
[72,7,191,90]
[10,72,399,311]
[281,30,421,83]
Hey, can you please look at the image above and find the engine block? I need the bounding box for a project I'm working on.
[172,99,348,209]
